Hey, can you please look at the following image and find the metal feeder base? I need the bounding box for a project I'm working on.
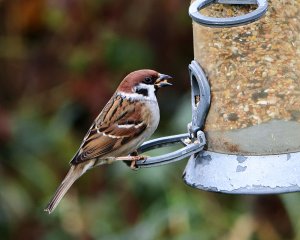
[183,151,300,194]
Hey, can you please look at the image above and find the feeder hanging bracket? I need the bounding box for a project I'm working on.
[135,61,210,168]
[189,0,268,27]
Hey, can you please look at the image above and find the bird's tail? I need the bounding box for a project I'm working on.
[44,164,86,214]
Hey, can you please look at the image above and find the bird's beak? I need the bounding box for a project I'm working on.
[155,73,173,88]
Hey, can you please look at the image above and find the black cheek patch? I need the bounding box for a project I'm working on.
[136,88,148,97]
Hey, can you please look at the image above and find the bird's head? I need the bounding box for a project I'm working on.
[117,70,172,98]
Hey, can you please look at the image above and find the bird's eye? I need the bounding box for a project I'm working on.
[144,77,154,84]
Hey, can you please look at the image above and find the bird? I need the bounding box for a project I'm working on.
[44,69,172,214]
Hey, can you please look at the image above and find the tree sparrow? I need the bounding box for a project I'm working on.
[44,69,172,214]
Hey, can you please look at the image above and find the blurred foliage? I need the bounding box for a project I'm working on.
[0,0,300,239]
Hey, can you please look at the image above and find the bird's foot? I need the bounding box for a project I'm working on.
[128,155,148,170]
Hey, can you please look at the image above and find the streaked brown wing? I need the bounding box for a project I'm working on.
[70,95,148,164]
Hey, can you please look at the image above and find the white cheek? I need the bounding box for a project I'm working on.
[119,84,157,102]
[144,84,156,100]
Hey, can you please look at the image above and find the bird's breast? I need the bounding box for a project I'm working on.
[144,100,160,134]
[124,100,159,154]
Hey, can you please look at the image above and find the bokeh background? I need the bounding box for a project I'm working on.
[1,0,300,239]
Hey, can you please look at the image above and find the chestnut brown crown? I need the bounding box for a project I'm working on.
[117,70,172,93]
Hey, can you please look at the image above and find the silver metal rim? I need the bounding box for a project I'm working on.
[183,151,300,194]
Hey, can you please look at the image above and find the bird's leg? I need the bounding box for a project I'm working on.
[129,151,139,170]
[119,154,146,170]
[105,154,146,168]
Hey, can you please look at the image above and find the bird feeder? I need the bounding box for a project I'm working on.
[136,0,300,194]
[184,0,300,194]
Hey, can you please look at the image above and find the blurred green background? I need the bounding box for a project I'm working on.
[0,0,300,239]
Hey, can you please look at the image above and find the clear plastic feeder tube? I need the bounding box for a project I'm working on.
[192,0,300,155]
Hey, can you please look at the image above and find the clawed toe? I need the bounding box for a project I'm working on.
[129,155,147,170]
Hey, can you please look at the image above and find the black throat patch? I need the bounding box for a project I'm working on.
[136,88,148,97]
